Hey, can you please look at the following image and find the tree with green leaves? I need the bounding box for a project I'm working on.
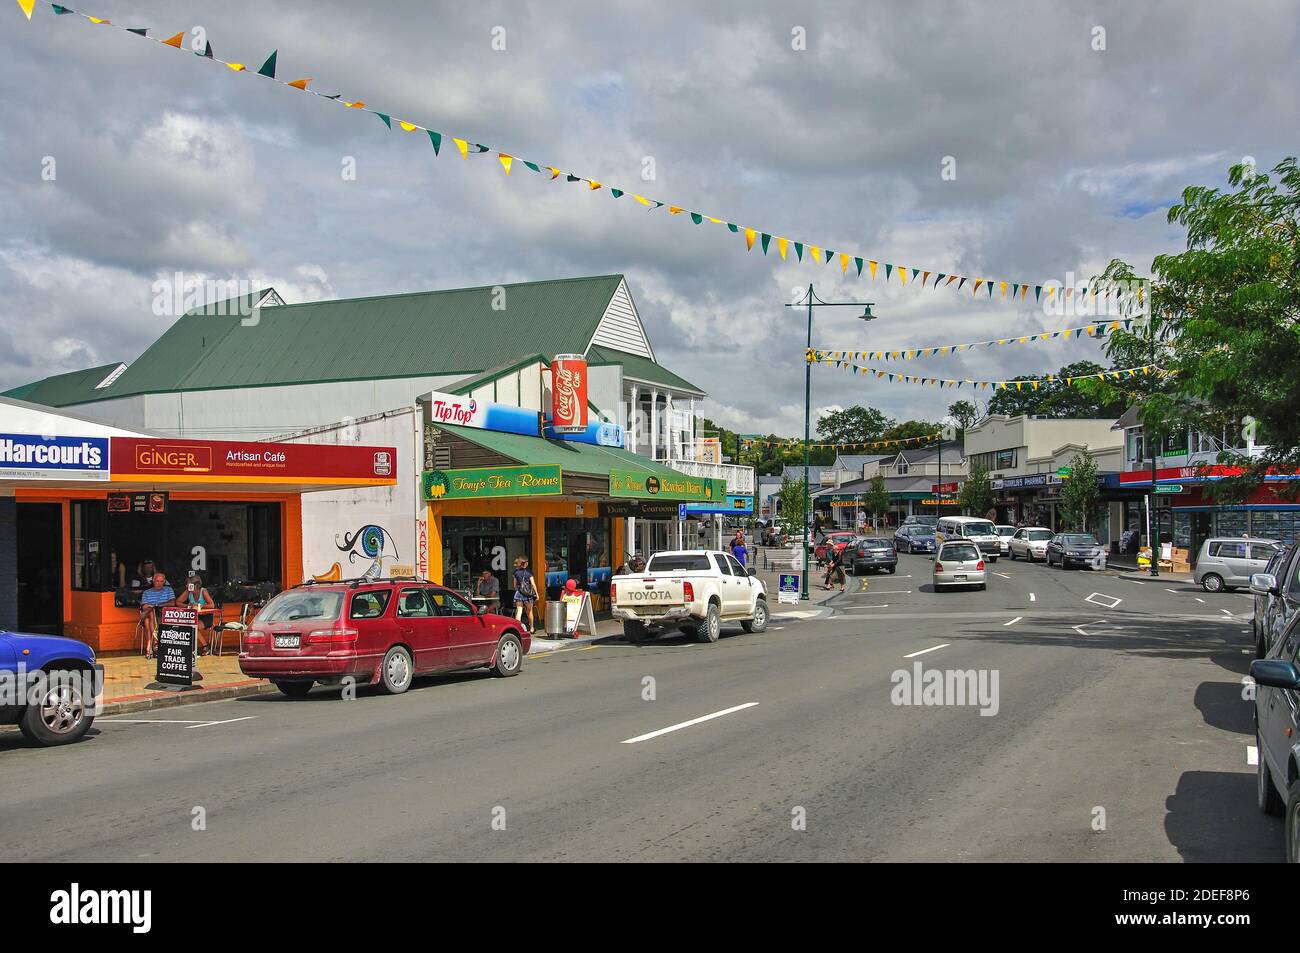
[947,399,979,434]
[958,464,995,518]
[883,419,943,442]
[863,473,892,531]
[816,405,891,445]
[1058,449,1103,532]
[985,360,1131,419]
[776,477,808,540]
[1089,156,1300,501]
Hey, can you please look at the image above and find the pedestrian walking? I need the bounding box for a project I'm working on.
[730,531,748,568]
[512,556,537,633]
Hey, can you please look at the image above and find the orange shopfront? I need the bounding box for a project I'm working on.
[6,434,396,654]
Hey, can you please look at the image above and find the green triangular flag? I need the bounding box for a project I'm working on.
[987,282,993,296]
[957,277,967,290]
[1034,285,1042,302]
[52,5,73,14]
[202,41,214,58]
[127,28,148,36]
[611,189,624,198]
[427,130,441,155]
[885,264,893,280]
[475,144,491,153]
[566,174,581,182]
[935,273,945,285]
[690,212,703,225]
[794,242,803,261]
[1012,283,1019,296]
[761,233,771,254]
[727,223,738,233]
[824,248,834,264]
[258,50,277,78]
[523,160,540,173]
[855,257,864,277]
[911,268,919,281]
[376,113,392,129]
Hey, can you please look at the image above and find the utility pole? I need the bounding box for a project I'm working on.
[786,284,875,600]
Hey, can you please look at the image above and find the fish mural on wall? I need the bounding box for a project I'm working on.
[313,524,400,582]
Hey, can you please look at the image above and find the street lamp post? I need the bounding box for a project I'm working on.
[785,283,876,600]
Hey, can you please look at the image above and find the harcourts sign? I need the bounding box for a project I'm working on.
[0,433,109,481]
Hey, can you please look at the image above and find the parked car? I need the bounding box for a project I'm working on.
[1008,526,1053,562]
[1249,611,1300,861]
[935,516,1001,562]
[0,631,103,746]
[894,524,936,555]
[611,550,769,644]
[1194,536,1283,593]
[1251,545,1298,659]
[849,537,898,575]
[1045,533,1106,569]
[814,531,858,565]
[932,540,987,592]
[994,525,1017,555]
[239,579,529,697]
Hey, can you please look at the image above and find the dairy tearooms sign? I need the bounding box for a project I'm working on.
[609,468,726,503]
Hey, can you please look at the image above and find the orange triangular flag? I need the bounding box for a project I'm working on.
[162,32,185,48]
[287,78,313,90]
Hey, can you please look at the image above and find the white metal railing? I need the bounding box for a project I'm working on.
[663,460,756,495]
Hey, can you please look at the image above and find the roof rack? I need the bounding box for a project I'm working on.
[294,576,424,590]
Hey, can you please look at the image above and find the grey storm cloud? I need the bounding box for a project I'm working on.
[1,0,1297,435]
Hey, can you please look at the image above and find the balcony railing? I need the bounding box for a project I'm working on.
[662,459,756,495]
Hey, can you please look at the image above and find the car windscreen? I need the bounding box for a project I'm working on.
[860,539,892,547]
[645,554,711,572]
[257,589,344,623]
[1026,530,1053,540]
[940,544,980,561]
[963,521,997,536]
[1062,535,1100,546]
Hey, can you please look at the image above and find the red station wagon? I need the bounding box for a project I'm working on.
[239,579,530,697]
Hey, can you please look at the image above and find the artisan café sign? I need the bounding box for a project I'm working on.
[609,468,726,503]
[423,465,563,500]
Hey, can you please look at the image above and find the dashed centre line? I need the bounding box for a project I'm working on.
[621,702,759,745]
[904,643,950,658]
[1003,617,1022,626]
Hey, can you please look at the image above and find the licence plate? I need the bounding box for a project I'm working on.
[953,574,967,581]
[274,635,300,649]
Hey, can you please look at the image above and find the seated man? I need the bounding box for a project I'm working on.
[474,569,500,613]
[140,572,175,658]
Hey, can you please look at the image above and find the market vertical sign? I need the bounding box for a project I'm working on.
[423,464,563,500]
[609,468,726,502]
[0,433,109,481]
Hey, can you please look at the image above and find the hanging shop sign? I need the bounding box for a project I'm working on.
[423,464,563,501]
[920,498,963,506]
[549,354,589,434]
[107,491,168,514]
[425,389,541,437]
[932,482,959,494]
[110,437,397,485]
[1000,474,1050,490]
[542,419,624,448]
[0,432,109,482]
[608,468,726,502]
[683,494,755,516]
[603,500,682,519]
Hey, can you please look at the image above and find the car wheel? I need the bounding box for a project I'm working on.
[19,672,94,746]
[1287,780,1300,862]
[886,565,895,574]
[377,645,414,695]
[978,583,987,591]
[1009,548,1017,561]
[741,599,769,633]
[624,621,648,644]
[696,603,722,643]
[1202,573,1225,593]
[491,632,523,677]
[1257,734,1285,816]
[274,680,313,698]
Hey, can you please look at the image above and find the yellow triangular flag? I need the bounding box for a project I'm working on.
[1000,281,1008,299]
[778,238,789,260]
[548,167,561,179]
[16,0,35,20]
[633,194,653,206]
[589,180,602,191]
[400,121,420,132]
[453,138,469,159]
[974,279,983,295]
[869,260,878,279]
[899,267,907,285]
[745,228,757,251]
[840,253,850,274]
[227,63,247,72]
[498,154,513,174]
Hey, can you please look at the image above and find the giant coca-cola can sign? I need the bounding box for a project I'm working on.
[550,354,588,434]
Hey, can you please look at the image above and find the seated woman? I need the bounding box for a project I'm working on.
[174,573,217,656]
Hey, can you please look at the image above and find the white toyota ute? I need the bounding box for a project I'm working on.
[611,550,769,644]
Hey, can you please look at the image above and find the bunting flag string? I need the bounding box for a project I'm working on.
[809,318,1147,364]
[16,0,1147,312]
[742,431,944,452]
[806,356,1166,390]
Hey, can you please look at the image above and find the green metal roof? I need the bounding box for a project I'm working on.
[22,275,625,407]
[440,423,684,478]
[1,362,122,406]
[587,345,704,395]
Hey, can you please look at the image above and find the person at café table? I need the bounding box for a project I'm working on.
[140,571,175,659]
[474,569,500,613]
[174,572,215,657]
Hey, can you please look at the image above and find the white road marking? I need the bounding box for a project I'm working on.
[1195,597,1206,603]
[1131,580,1145,585]
[1029,592,1036,602]
[993,571,1011,579]
[1072,620,1109,636]
[621,702,759,744]
[185,716,257,729]
[861,590,912,594]
[97,716,257,729]
[1166,588,1178,593]
[1085,592,1123,610]
[1221,608,1233,616]
[904,643,950,658]
[1003,617,1022,626]
[1247,745,1259,766]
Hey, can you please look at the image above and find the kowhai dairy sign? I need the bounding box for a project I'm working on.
[608,468,726,502]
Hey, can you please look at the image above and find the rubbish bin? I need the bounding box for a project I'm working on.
[544,599,566,637]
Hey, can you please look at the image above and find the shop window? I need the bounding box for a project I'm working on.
[1250,511,1297,545]
[71,500,107,591]
[1214,510,1248,539]
[544,517,612,604]
[441,516,531,597]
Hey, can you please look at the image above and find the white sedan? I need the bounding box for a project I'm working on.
[1008,527,1054,562]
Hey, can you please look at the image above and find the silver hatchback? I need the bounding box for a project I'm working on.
[1195,537,1282,593]
[933,540,987,591]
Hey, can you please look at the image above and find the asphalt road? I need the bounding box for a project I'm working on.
[0,552,1280,862]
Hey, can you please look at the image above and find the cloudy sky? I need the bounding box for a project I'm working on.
[2,0,1297,435]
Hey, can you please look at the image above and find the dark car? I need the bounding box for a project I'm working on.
[849,537,898,575]
[893,524,936,554]
[1249,610,1300,862]
[239,578,530,697]
[1045,533,1107,570]
[1252,545,1299,659]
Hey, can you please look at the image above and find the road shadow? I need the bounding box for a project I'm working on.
[1164,769,1281,862]
[1193,680,1256,734]
[960,615,1250,661]
[237,668,496,704]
